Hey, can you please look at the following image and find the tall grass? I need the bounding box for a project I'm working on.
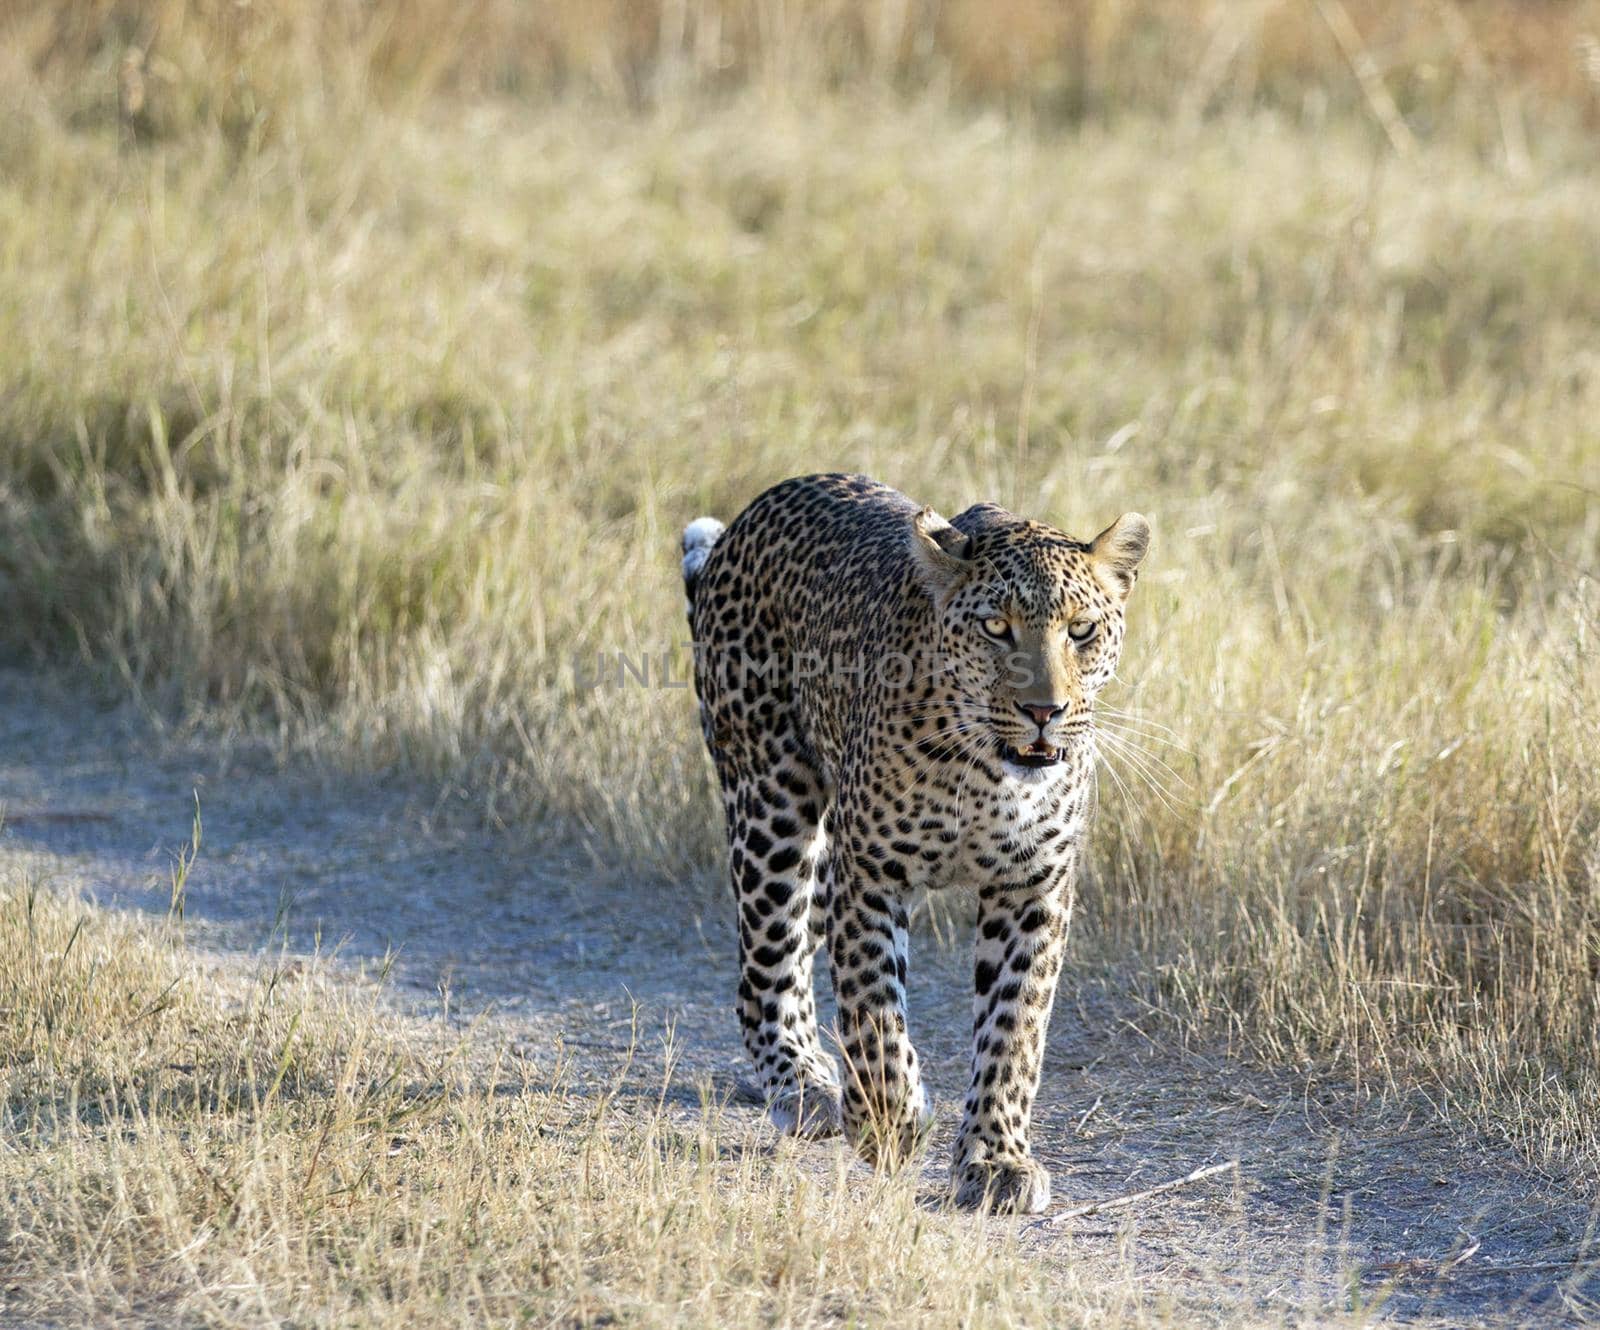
[1,3,1598,1172]
[13,0,1600,133]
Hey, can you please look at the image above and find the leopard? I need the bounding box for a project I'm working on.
[681,473,1149,1213]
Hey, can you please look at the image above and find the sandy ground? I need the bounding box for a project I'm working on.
[3,665,1597,1327]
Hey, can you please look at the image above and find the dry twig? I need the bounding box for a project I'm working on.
[1033,1159,1241,1229]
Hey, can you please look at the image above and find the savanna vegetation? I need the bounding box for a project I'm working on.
[2,0,1599,1320]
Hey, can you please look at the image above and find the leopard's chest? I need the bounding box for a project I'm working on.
[880,766,1087,891]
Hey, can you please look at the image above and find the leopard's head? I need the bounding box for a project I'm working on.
[909,501,1149,777]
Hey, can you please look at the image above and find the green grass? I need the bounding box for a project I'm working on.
[1,0,1598,1201]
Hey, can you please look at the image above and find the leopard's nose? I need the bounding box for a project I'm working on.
[1016,701,1065,730]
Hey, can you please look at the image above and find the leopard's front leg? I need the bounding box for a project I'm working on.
[825,847,932,1169]
[952,866,1074,1213]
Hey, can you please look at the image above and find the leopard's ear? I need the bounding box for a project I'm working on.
[910,506,974,598]
[1090,512,1150,597]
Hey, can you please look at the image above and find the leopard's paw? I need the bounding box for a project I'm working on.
[952,1157,1051,1214]
[768,1084,844,1138]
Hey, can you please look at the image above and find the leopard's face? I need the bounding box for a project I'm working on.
[910,504,1150,778]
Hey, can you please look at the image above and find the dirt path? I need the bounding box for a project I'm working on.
[3,666,1596,1326]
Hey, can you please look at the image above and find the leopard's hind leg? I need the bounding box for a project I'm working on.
[718,755,841,1136]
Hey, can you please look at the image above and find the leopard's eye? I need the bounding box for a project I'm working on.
[1067,618,1097,644]
[980,615,1012,641]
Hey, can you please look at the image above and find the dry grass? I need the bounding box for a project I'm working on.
[12,0,1600,135]
[1,0,1599,1296]
[2,875,1107,1327]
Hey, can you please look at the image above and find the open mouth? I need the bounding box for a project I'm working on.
[1001,738,1062,769]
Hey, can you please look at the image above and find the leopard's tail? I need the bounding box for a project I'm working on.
[680,516,725,609]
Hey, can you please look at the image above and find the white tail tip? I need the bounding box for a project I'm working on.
[681,516,725,591]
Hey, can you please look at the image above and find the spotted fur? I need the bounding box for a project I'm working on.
[683,474,1149,1213]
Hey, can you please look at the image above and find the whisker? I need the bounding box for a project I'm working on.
[1096,729,1189,794]
[900,727,986,793]
[1095,734,1190,818]
[1095,707,1188,742]
[952,737,993,820]
[1093,747,1139,818]
[1092,753,1177,852]
[885,700,969,717]
[894,722,979,754]
[1094,719,1193,757]
[1097,753,1181,826]
[1097,725,1180,780]
[1092,725,1195,788]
